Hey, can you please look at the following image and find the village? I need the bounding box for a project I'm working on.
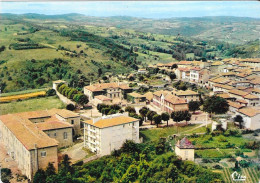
[0,57,260,182]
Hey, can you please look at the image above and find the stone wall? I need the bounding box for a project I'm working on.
[56,90,76,106]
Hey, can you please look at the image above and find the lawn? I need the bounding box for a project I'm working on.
[195,149,236,159]
[0,96,65,115]
[140,124,200,142]
[189,134,249,149]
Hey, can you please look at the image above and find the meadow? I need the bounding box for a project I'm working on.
[0,96,65,115]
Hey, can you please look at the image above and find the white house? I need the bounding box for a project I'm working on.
[237,107,260,130]
[83,113,139,156]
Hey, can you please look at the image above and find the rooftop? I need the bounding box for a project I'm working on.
[83,114,138,128]
[0,114,58,150]
[95,95,112,101]
[36,121,73,131]
[238,107,260,117]
[176,137,194,149]
[84,82,130,92]
[229,89,249,97]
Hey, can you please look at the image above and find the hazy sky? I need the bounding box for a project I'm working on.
[1,1,260,18]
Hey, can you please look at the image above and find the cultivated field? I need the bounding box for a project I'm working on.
[0,91,46,103]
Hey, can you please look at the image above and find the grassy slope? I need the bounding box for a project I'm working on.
[0,96,65,115]
[0,19,133,92]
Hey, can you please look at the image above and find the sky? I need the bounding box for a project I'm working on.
[1,1,260,19]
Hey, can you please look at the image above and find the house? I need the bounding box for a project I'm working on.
[0,108,78,180]
[213,84,234,94]
[138,69,148,74]
[83,113,139,156]
[210,61,225,73]
[143,92,153,104]
[190,67,201,83]
[243,94,259,106]
[173,89,200,102]
[127,92,146,104]
[84,82,132,101]
[94,95,113,105]
[175,67,191,81]
[228,101,244,113]
[175,137,194,161]
[237,107,260,130]
[152,90,188,113]
[228,89,249,100]
[177,61,192,68]
[198,69,210,85]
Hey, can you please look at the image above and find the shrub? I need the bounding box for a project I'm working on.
[66,104,75,111]
[213,165,223,169]
[239,160,250,168]
[46,89,56,96]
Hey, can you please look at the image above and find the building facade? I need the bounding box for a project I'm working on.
[83,113,139,156]
[0,108,79,180]
[175,137,195,161]
[84,82,132,101]
[153,90,188,113]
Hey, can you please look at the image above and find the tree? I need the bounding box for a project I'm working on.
[234,115,244,129]
[161,112,170,126]
[46,89,56,96]
[147,111,157,125]
[33,169,46,183]
[203,95,229,114]
[153,114,162,128]
[139,75,144,81]
[188,101,200,113]
[125,106,136,114]
[171,64,178,69]
[183,110,191,125]
[45,163,56,177]
[98,68,102,77]
[169,72,176,80]
[73,94,89,105]
[139,107,149,121]
[101,108,111,115]
[68,89,78,99]
[234,161,239,170]
[66,104,75,111]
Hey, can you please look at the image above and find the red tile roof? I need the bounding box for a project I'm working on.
[176,137,194,149]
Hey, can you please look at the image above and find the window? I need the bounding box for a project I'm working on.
[63,132,68,139]
[54,133,56,137]
[41,151,46,157]
[71,120,74,124]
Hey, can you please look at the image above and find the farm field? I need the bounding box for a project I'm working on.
[221,167,260,183]
[0,96,65,115]
[0,91,46,102]
[0,88,47,97]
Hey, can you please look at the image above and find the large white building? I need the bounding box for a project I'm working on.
[236,107,260,130]
[83,113,140,156]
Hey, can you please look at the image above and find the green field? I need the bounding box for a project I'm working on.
[0,96,65,115]
[140,124,201,142]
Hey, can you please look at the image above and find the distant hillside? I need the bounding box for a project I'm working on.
[2,13,260,44]
[0,13,259,92]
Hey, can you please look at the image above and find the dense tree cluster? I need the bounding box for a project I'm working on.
[34,141,222,183]
[97,103,123,115]
[57,83,88,105]
[171,110,191,124]
[203,95,229,114]
[188,100,201,113]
